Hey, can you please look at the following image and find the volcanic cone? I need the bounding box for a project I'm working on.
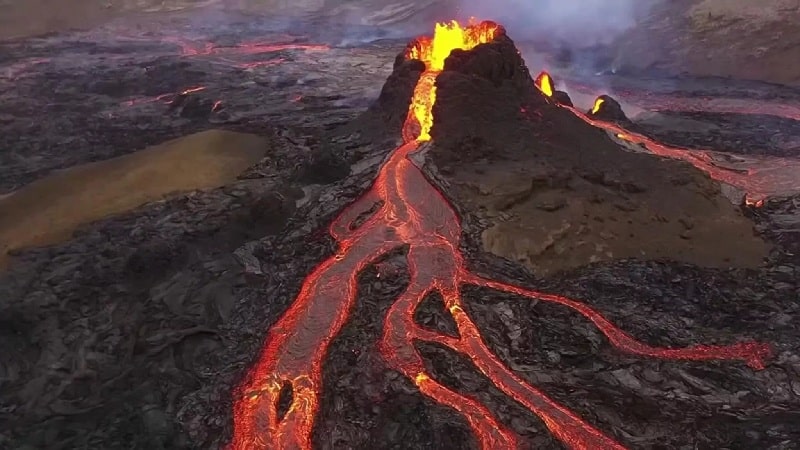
[588,94,630,124]
[378,26,770,276]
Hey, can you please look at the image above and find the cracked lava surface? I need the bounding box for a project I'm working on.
[230,21,773,449]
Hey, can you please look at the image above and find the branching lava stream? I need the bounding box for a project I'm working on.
[231,21,772,449]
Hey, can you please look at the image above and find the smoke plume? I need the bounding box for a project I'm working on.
[455,0,656,46]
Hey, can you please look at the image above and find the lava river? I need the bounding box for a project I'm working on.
[231,21,773,450]
[533,72,800,204]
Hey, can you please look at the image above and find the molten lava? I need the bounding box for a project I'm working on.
[577,106,794,202]
[562,80,800,122]
[404,20,500,141]
[591,96,605,114]
[535,71,554,97]
[122,85,206,107]
[230,20,772,450]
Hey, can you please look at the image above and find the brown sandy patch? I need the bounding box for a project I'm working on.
[445,158,769,277]
[0,129,267,268]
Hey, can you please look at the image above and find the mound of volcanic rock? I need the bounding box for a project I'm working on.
[535,71,573,107]
[364,56,426,136]
[367,27,554,142]
[587,94,632,125]
[369,29,769,276]
[430,31,550,144]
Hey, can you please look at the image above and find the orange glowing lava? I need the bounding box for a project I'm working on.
[535,71,554,97]
[562,80,800,122]
[573,104,798,202]
[230,20,772,450]
[591,96,605,114]
[745,197,765,208]
[404,20,500,141]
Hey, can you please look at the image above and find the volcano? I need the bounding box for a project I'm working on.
[230,21,775,450]
[2,12,799,450]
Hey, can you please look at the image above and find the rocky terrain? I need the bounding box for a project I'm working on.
[2,0,799,85]
[613,0,800,86]
[0,11,799,450]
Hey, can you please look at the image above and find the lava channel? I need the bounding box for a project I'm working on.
[564,81,800,122]
[534,73,800,203]
[230,20,773,450]
[574,104,799,204]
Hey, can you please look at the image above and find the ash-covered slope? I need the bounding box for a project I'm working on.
[359,56,425,138]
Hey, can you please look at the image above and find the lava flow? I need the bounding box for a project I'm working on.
[575,102,798,203]
[231,21,772,450]
[121,86,206,107]
[534,71,554,97]
[534,73,800,203]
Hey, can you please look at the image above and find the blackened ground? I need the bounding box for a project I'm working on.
[536,69,800,158]
[1,15,799,450]
[0,126,396,448]
[415,341,565,449]
[417,146,800,447]
[460,267,800,448]
[414,291,459,338]
[415,28,798,447]
[553,72,800,104]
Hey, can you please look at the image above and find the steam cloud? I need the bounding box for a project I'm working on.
[455,0,656,46]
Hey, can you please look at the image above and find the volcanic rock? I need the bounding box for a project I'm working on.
[551,90,573,107]
[415,34,769,275]
[587,94,630,124]
[429,32,553,158]
[361,57,426,138]
[368,27,548,145]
